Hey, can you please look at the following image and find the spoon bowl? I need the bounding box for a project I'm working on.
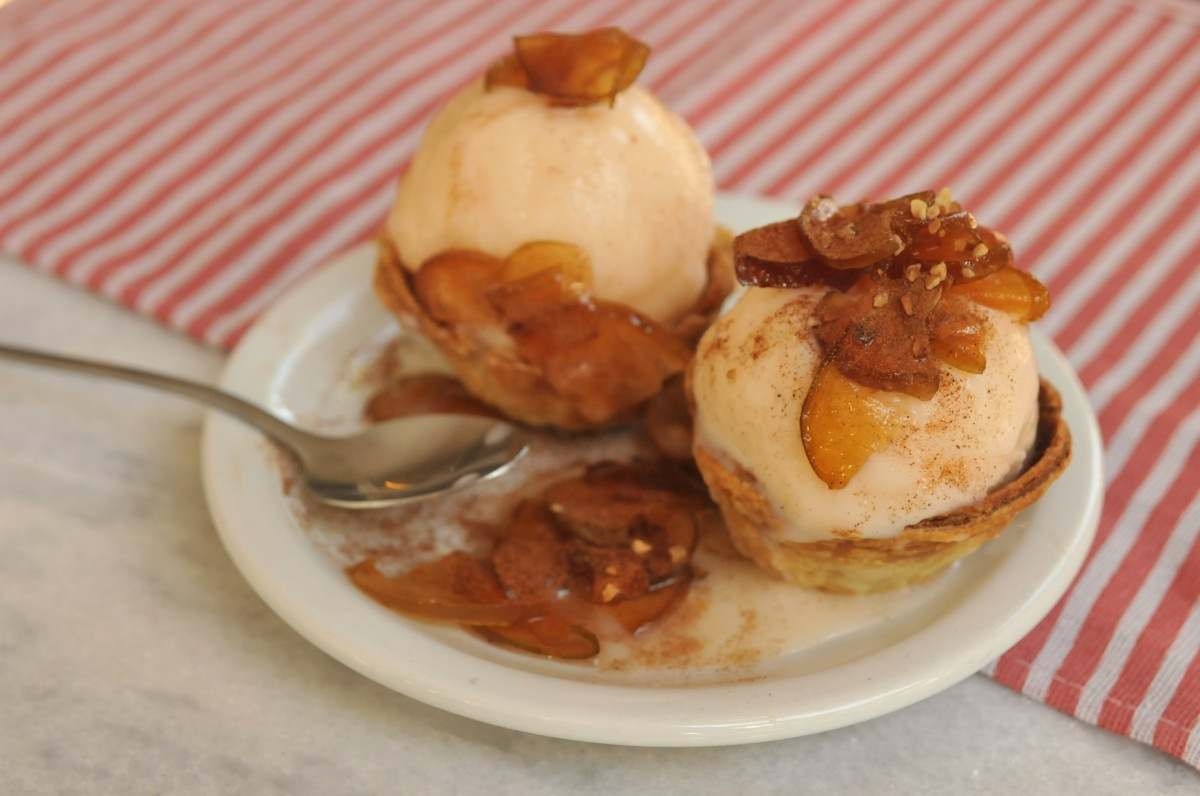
[296,413,530,508]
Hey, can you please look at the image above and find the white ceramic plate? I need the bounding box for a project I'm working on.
[202,194,1102,746]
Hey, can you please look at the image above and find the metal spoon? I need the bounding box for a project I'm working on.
[0,343,531,508]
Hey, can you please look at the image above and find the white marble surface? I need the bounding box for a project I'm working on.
[0,255,1195,796]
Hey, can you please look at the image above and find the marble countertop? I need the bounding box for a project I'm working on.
[1,256,1194,795]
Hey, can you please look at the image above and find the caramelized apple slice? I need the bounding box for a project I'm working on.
[499,295,691,424]
[605,571,692,634]
[801,357,899,489]
[486,266,576,323]
[814,280,941,400]
[543,476,653,546]
[364,373,497,422]
[929,304,988,374]
[348,554,541,626]
[800,195,904,269]
[733,219,860,290]
[510,28,649,106]
[478,615,600,659]
[543,464,693,532]
[413,250,505,324]
[946,266,1050,321]
[499,240,593,291]
[492,502,571,602]
[906,214,1010,279]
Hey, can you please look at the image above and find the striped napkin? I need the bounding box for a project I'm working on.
[3,0,1198,765]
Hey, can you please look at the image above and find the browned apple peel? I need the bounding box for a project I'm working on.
[485,27,650,106]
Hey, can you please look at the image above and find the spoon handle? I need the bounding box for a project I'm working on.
[0,343,316,451]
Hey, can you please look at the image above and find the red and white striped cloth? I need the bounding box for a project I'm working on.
[3,0,1199,765]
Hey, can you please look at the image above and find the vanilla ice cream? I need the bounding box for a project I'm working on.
[691,287,1040,541]
[386,80,714,324]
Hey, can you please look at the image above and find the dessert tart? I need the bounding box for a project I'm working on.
[689,190,1071,593]
[374,28,733,429]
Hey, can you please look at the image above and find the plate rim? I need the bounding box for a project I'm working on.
[202,193,1103,746]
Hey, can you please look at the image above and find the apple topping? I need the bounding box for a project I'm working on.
[413,249,505,325]
[607,571,692,634]
[347,553,541,627]
[347,461,712,658]
[499,240,593,290]
[732,189,1050,489]
[812,277,943,400]
[485,28,650,107]
[732,219,858,290]
[411,241,690,426]
[946,265,1050,322]
[928,298,989,374]
[799,194,909,269]
[800,356,900,490]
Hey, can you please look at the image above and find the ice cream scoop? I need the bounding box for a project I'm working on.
[386,79,714,324]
